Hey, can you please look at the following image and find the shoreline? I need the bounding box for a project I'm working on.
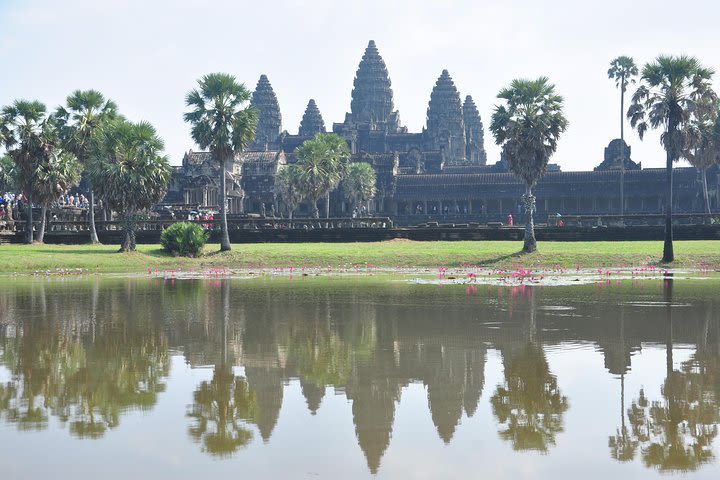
[1,240,719,276]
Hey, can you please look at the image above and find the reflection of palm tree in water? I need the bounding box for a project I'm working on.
[620,276,720,472]
[187,280,257,456]
[609,306,638,461]
[491,287,569,451]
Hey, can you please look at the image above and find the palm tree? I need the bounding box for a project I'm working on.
[274,164,303,219]
[1,100,56,243]
[55,90,118,244]
[33,149,82,242]
[684,103,720,214]
[87,119,171,252]
[628,55,717,262]
[342,162,377,215]
[295,133,350,218]
[608,56,639,216]
[490,78,568,253]
[184,73,258,251]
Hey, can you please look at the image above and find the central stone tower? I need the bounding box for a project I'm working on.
[350,40,394,125]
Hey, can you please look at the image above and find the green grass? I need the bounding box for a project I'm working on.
[1,240,719,274]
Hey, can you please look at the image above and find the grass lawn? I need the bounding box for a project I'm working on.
[1,240,719,274]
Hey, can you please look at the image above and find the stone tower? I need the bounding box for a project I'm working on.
[462,95,487,165]
[426,70,466,164]
[250,74,282,151]
[350,40,395,127]
[298,99,326,137]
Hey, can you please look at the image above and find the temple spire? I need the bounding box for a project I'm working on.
[298,99,326,137]
[350,40,394,125]
[463,95,487,165]
[250,74,282,151]
[426,69,466,164]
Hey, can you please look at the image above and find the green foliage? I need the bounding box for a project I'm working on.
[295,133,351,217]
[184,72,258,251]
[160,222,209,257]
[274,164,303,217]
[33,149,82,206]
[88,119,171,252]
[608,56,639,93]
[55,90,118,165]
[628,55,716,152]
[490,77,568,187]
[0,154,17,192]
[342,162,376,210]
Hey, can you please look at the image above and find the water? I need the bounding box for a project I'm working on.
[0,275,718,479]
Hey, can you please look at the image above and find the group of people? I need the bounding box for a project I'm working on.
[57,193,89,209]
[0,192,25,222]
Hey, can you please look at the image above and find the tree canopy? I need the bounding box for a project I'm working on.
[88,119,170,252]
[294,133,351,218]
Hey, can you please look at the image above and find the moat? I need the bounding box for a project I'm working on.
[1,275,719,479]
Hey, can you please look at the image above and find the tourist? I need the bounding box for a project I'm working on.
[507,214,513,226]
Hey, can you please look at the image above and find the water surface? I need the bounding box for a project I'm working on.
[0,275,719,479]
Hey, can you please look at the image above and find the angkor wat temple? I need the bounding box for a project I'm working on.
[165,40,720,223]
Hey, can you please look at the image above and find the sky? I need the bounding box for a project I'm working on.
[2,0,720,171]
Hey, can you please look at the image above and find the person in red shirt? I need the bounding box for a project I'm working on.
[507,214,513,226]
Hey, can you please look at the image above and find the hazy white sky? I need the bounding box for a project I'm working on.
[2,0,719,170]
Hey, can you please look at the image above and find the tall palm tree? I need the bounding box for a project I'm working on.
[295,133,350,218]
[608,56,638,216]
[341,162,377,214]
[87,119,171,252]
[55,90,118,244]
[1,100,55,243]
[490,78,568,253]
[184,73,258,251]
[684,103,720,214]
[628,56,717,262]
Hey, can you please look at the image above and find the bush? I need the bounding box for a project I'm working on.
[160,222,209,257]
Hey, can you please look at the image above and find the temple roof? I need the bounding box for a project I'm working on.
[350,40,394,124]
[251,74,282,149]
[298,99,326,137]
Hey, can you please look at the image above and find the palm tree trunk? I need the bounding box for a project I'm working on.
[219,156,231,252]
[325,192,330,219]
[25,191,33,244]
[620,77,625,218]
[701,168,711,215]
[120,210,136,252]
[312,198,320,219]
[523,184,537,253]
[663,141,674,262]
[37,205,47,243]
[88,186,99,244]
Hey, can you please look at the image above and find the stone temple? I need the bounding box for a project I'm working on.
[166,40,719,222]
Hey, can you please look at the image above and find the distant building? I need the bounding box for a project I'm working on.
[165,41,719,222]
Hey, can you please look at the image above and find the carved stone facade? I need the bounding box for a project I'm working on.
[166,41,720,220]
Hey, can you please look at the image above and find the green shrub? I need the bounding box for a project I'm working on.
[160,222,209,257]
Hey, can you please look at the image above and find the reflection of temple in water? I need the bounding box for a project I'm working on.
[1,278,719,473]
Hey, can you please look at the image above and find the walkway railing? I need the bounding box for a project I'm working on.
[9,217,393,233]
